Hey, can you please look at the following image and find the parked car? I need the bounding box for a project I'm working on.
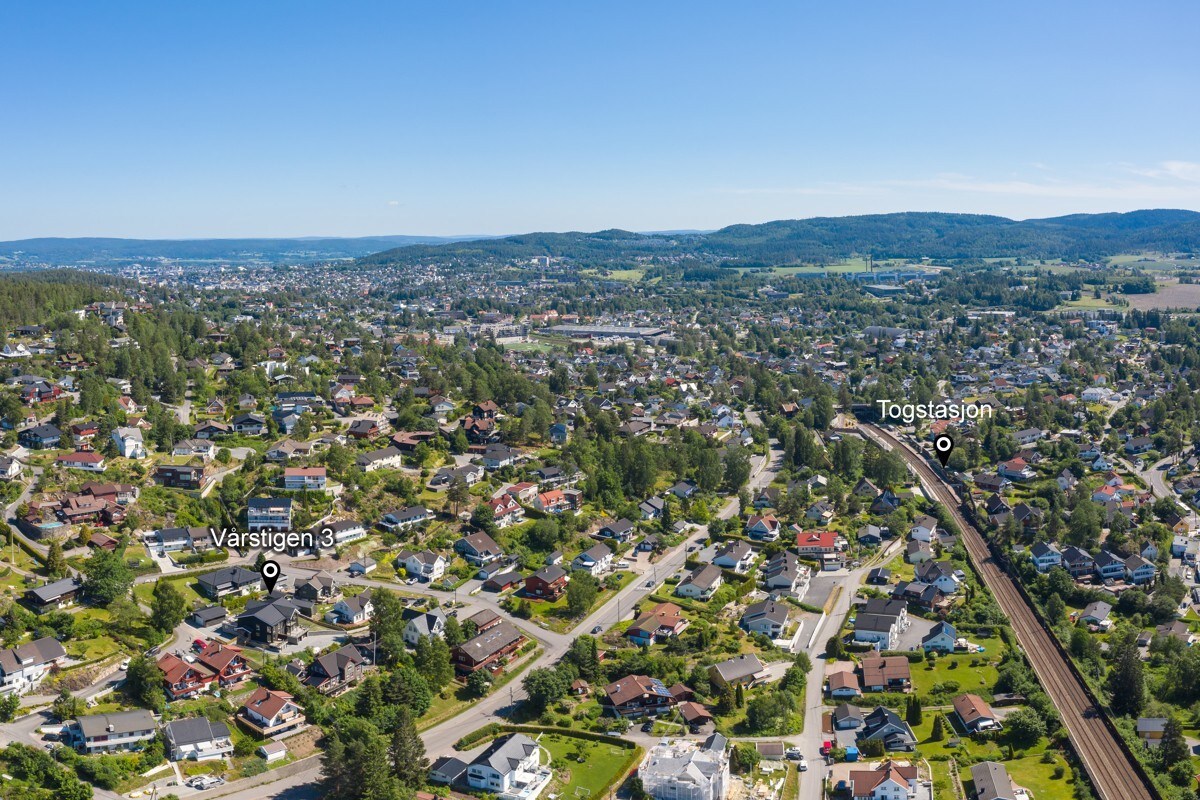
[591,625,603,634]
[798,758,808,772]
[641,721,654,732]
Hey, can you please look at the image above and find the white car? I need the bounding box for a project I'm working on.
[120,658,130,670]
[798,758,808,772]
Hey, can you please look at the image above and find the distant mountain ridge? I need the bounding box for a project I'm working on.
[0,234,494,265]
[5,210,1200,266]
[359,209,1200,266]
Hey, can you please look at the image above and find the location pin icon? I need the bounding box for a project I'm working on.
[934,435,954,468]
[260,560,281,594]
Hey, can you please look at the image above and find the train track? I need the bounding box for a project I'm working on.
[859,423,1156,800]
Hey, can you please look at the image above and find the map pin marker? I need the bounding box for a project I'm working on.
[934,434,954,468]
[260,560,281,594]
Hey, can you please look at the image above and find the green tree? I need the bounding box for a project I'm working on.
[1005,706,1047,747]
[447,478,470,515]
[389,708,428,790]
[522,667,568,713]
[466,670,492,698]
[150,579,187,632]
[1160,716,1190,770]
[82,548,134,606]
[1108,643,1145,717]
[566,572,599,617]
[52,687,80,722]
[45,539,68,579]
[414,635,454,692]
[0,692,19,722]
[931,713,945,741]
[123,655,166,712]
[322,718,405,800]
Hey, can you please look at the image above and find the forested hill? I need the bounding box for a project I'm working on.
[358,209,1200,266]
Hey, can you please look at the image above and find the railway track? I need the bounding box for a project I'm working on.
[859,423,1156,800]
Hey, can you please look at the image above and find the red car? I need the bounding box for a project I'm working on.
[192,638,207,652]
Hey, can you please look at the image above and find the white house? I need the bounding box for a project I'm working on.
[326,590,374,626]
[572,543,613,576]
[675,564,723,600]
[396,549,446,583]
[639,736,729,800]
[111,427,147,459]
[464,734,552,800]
[909,515,938,543]
[0,637,66,696]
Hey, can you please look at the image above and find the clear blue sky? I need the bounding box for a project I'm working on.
[3,1,1199,239]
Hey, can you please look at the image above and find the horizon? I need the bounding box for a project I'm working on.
[3,207,1198,244]
[3,1,1199,239]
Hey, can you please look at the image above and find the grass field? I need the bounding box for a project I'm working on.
[540,731,638,798]
[909,652,1001,700]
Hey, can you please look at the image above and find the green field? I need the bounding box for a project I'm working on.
[539,731,638,798]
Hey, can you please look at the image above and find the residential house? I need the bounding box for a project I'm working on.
[283,467,327,491]
[639,736,729,800]
[488,494,525,528]
[572,542,613,576]
[379,505,431,532]
[455,531,504,566]
[921,621,957,653]
[857,707,917,751]
[740,600,790,639]
[1030,542,1062,573]
[396,549,446,583]
[236,596,307,647]
[453,621,526,674]
[327,590,374,626]
[625,602,689,646]
[598,518,635,542]
[23,577,81,613]
[525,565,569,600]
[0,637,66,696]
[111,427,146,458]
[164,717,234,761]
[860,655,912,693]
[197,567,261,600]
[239,687,305,737]
[953,693,1001,733]
[708,654,767,689]
[676,564,723,600]
[848,760,919,800]
[463,734,551,799]
[746,514,782,542]
[602,674,677,717]
[713,540,754,574]
[402,608,447,646]
[971,761,1018,800]
[246,497,292,532]
[298,644,366,696]
[69,710,157,754]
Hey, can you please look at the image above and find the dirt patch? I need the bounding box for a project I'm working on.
[1125,280,1200,311]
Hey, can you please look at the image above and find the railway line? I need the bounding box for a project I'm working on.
[857,422,1157,800]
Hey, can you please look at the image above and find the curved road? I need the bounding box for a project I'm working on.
[859,423,1154,800]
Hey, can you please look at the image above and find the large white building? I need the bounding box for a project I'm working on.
[464,733,552,800]
[640,735,730,800]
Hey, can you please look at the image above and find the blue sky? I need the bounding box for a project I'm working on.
[3,1,1199,238]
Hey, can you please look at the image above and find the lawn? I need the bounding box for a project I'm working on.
[133,574,206,608]
[1004,753,1075,798]
[909,652,1001,701]
[539,731,639,799]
